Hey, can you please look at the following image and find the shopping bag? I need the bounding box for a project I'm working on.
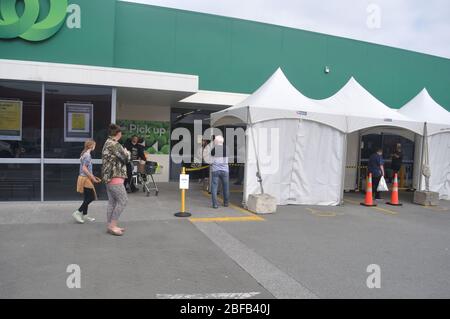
[377,176,389,192]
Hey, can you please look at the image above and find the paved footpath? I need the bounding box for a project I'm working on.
[1,183,449,298]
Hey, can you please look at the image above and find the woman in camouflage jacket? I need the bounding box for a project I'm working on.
[102,124,131,236]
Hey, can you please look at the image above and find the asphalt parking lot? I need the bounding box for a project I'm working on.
[0,183,449,299]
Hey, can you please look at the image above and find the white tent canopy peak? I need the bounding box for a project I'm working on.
[399,88,450,128]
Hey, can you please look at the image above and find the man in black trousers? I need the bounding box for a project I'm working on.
[124,135,146,192]
[368,147,385,200]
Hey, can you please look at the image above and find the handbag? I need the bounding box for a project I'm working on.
[377,176,389,192]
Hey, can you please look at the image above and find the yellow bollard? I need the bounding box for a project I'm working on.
[181,167,186,212]
[175,166,191,217]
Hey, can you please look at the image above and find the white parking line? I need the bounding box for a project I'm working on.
[156,292,261,299]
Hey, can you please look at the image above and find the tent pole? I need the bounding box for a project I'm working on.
[418,123,425,191]
[356,131,362,191]
[340,133,348,205]
[340,116,350,205]
[413,133,421,190]
[247,107,264,194]
[242,128,249,208]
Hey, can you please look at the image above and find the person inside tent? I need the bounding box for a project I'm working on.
[368,147,385,200]
[390,143,403,182]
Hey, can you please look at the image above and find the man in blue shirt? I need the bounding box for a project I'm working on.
[368,147,385,200]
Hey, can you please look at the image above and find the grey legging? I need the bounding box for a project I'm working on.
[106,184,128,224]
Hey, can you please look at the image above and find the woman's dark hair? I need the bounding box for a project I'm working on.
[108,124,122,137]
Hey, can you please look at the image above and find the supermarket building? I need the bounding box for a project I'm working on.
[1,0,450,201]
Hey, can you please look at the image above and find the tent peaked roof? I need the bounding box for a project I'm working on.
[210,68,347,131]
[233,67,315,110]
[317,77,423,134]
[399,88,450,125]
[320,77,405,120]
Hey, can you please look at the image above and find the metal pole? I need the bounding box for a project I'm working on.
[247,107,264,194]
[175,166,191,217]
[40,83,45,202]
[181,188,185,212]
[340,133,348,205]
[242,131,248,207]
[418,123,425,191]
[340,115,350,204]
[181,172,186,214]
[111,88,117,124]
[181,167,186,212]
[356,131,362,191]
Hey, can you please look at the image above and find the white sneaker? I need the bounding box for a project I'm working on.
[83,215,96,222]
[72,211,85,224]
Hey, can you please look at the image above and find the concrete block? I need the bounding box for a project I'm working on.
[247,193,277,214]
[413,190,439,206]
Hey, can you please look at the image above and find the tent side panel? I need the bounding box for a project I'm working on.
[428,133,450,200]
[289,120,345,206]
[413,134,423,190]
[243,119,298,205]
[344,132,359,191]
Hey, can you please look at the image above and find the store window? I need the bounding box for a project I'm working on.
[0,164,41,201]
[0,81,113,201]
[0,81,41,158]
[44,164,106,201]
[44,84,112,159]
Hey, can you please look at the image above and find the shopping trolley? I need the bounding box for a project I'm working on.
[131,160,159,196]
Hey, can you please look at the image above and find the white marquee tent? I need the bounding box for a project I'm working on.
[211,68,346,131]
[211,68,347,206]
[399,89,450,199]
[211,68,448,206]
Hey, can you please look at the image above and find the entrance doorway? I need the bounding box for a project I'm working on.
[345,127,417,192]
[169,108,246,206]
[170,108,212,181]
[360,133,415,189]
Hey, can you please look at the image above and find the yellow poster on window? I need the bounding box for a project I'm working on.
[65,103,93,142]
[0,100,22,140]
[0,100,21,131]
[71,113,86,131]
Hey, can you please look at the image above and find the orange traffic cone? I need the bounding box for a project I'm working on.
[387,173,403,206]
[361,173,377,207]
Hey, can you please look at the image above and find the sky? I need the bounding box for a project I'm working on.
[121,0,450,59]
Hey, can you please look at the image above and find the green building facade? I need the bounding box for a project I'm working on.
[0,0,449,201]
[1,0,449,108]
